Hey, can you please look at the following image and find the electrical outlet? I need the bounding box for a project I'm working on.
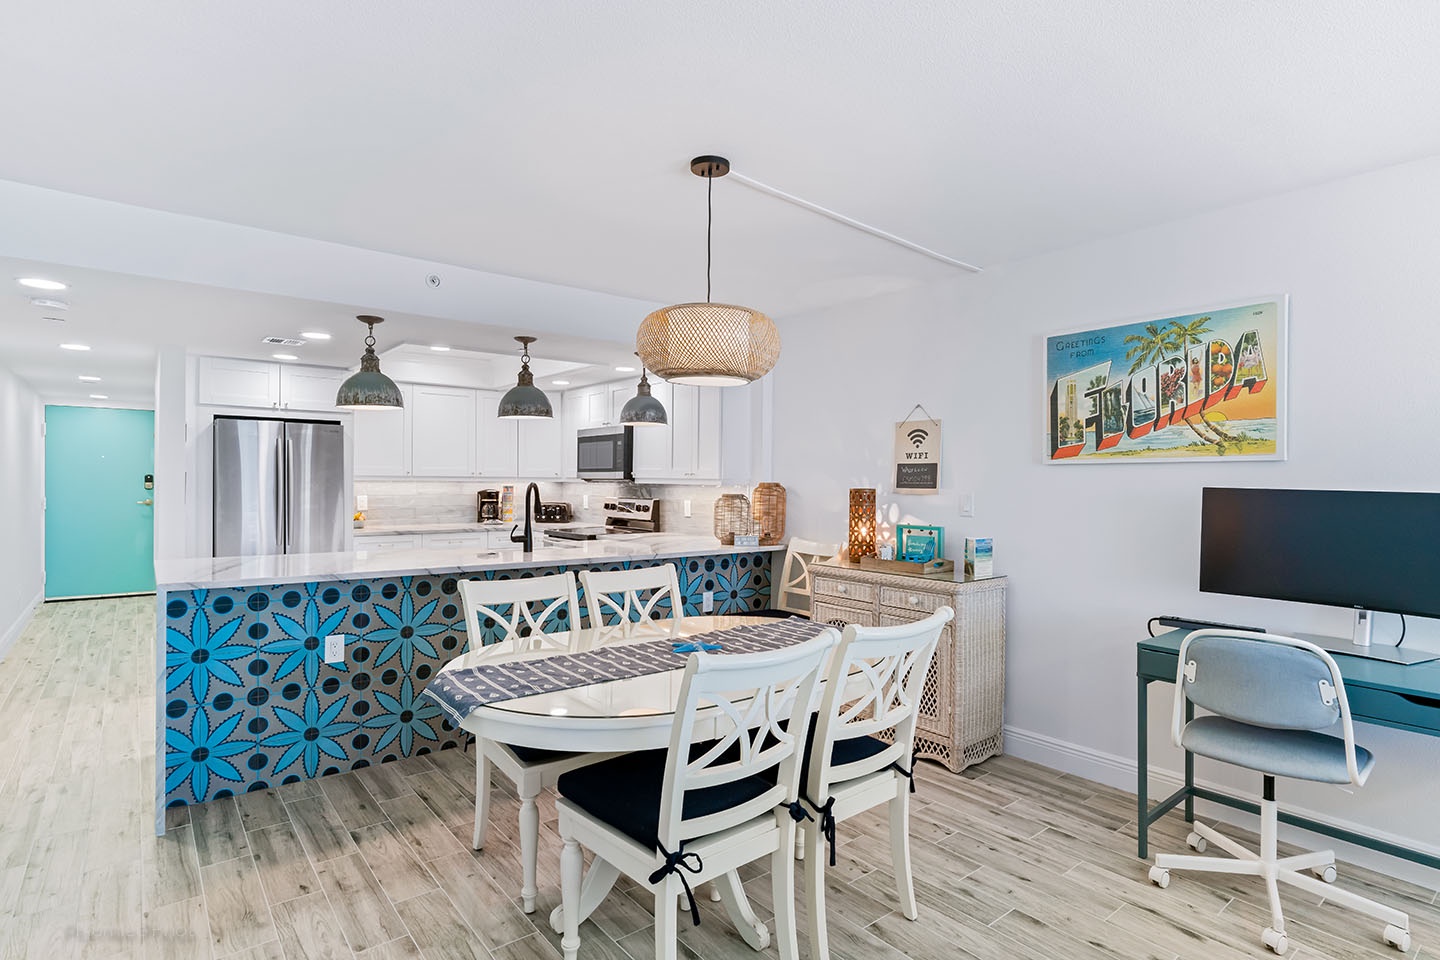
[355,494,368,511]
[582,494,590,509]
[684,499,693,518]
[325,634,345,664]
[702,591,715,613]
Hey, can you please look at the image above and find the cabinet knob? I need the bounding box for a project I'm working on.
[908,595,919,606]
[837,585,848,595]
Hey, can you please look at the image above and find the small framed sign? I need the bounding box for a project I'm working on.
[894,415,941,494]
[897,524,944,562]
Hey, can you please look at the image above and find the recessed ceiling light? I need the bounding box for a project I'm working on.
[300,331,331,340]
[88,393,109,400]
[18,278,66,291]
[78,375,102,382]
[429,345,451,352]
[30,297,68,309]
[59,343,90,351]
[614,366,636,373]
[273,353,299,361]
[551,379,571,386]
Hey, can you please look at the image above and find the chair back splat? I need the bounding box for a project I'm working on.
[457,572,580,651]
[580,564,682,627]
[774,539,840,616]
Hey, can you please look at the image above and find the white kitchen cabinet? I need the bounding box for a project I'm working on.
[517,415,563,478]
[477,392,519,478]
[694,385,722,480]
[411,386,478,476]
[630,379,673,479]
[354,534,420,551]
[279,365,347,411]
[352,384,413,477]
[607,382,633,424]
[197,357,282,408]
[561,391,586,478]
[665,384,721,480]
[421,532,495,550]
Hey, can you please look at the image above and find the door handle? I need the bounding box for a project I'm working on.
[137,499,153,506]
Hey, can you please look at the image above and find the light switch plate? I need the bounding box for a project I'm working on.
[958,492,975,517]
[582,494,590,509]
[702,591,715,613]
[684,499,693,518]
[355,494,369,511]
[325,634,345,664]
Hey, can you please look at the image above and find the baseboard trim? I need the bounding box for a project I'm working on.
[1002,723,1440,884]
[0,588,44,662]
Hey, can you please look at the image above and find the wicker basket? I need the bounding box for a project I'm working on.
[713,494,753,545]
[751,483,786,546]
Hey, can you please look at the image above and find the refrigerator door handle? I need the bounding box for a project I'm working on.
[279,431,289,552]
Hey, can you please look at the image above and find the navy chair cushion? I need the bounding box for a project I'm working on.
[506,744,579,764]
[557,742,774,849]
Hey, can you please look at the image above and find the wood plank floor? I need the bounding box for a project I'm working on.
[0,596,1436,959]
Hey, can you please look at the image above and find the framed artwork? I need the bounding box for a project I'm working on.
[1044,297,1288,463]
[896,524,944,562]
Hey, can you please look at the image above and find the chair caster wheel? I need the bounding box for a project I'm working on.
[1148,866,1170,888]
[1383,924,1410,952]
[1186,831,1207,853]
[1261,926,1288,954]
[1311,863,1336,883]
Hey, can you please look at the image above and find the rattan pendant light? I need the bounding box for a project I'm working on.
[636,156,780,387]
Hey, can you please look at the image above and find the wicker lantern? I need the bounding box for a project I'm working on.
[713,494,752,545]
[751,483,786,546]
[848,488,877,562]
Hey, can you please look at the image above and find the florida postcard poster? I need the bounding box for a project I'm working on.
[1044,298,1287,462]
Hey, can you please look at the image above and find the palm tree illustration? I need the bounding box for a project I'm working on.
[1122,320,1225,445]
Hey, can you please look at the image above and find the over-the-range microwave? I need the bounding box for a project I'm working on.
[576,425,633,480]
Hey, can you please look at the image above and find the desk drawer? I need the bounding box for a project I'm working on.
[813,578,876,605]
[1348,686,1440,735]
[879,586,949,615]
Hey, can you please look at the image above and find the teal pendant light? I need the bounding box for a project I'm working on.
[497,336,554,419]
[619,357,668,426]
[335,315,404,409]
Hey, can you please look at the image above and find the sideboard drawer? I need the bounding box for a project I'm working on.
[812,600,878,629]
[813,577,876,605]
[879,586,950,615]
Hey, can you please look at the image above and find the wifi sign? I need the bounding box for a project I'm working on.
[906,428,929,448]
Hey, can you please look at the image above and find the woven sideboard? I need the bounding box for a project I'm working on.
[810,561,1007,772]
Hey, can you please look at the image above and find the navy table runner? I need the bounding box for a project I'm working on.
[422,618,831,726]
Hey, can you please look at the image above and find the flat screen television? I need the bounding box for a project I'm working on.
[1199,487,1440,620]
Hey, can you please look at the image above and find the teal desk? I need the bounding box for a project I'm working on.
[1137,629,1440,870]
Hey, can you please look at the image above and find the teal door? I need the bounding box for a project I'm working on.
[45,406,156,598]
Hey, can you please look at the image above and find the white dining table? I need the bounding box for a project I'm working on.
[431,614,835,945]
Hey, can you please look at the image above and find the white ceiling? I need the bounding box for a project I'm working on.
[0,258,645,406]
[3,2,1440,402]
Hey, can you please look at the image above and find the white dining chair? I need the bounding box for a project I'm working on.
[553,629,838,960]
[579,564,682,627]
[798,606,953,960]
[772,538,839,616]
[456,572,616,914]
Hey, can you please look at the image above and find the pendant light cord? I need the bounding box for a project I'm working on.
[706,171,713,303]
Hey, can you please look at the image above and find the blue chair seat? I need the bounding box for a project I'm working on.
[799,719,890,787]
[557,743,774,849]
[506,744,579,764]
[1182,715,1374,784]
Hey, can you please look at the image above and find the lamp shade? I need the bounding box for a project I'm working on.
[848,488,877,562]
[335,315,404,409]
[619,369,668,426]
[636,302,780,386]
[497,335,553,419]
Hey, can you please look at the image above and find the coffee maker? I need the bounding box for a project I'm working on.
[476,490,501,522]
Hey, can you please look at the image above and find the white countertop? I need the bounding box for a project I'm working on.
[354,521,574,536]
[156,535,784,590]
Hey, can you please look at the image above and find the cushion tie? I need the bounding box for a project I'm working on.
[805,796,838,866]
[890,761,917,794]
[784,800,813,823]
[648,842,705,926]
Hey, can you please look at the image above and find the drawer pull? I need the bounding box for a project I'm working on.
[908,595,919,606]
[1397,693,1440,710]
[837,585,848,595]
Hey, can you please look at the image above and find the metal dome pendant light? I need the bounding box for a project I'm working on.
[636,155,780,386]
[335,315,404,409]
[619,353,668,426]
[497,335,554,419]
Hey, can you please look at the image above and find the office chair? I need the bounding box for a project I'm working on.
[1148,629,1410,955]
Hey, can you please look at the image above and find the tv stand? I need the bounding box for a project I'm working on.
[1298,630,1440,665]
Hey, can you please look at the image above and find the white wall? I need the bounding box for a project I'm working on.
[773,154,1440,877]
[0,362,45,656]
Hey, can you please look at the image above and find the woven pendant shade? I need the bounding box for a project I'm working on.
[637,302,781,386]
[751,482,786,545]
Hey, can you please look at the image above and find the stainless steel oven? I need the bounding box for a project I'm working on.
[576,425,633,480]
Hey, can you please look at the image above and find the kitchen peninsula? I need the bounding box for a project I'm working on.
[155,536,780,831]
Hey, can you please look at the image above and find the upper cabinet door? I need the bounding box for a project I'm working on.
[607,382,633,426]
[630,378,672,479]
[517,415,563,478]
[561,390,586,479]
[197,357,281,408]
[353,384,412,477]
[666,384,723,480]
[694,386,722,480]
[279,365,346,411]
[477,392,519,478]
[411,386,477,476]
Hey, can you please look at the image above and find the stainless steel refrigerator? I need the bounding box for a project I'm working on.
[213,416,346,557]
